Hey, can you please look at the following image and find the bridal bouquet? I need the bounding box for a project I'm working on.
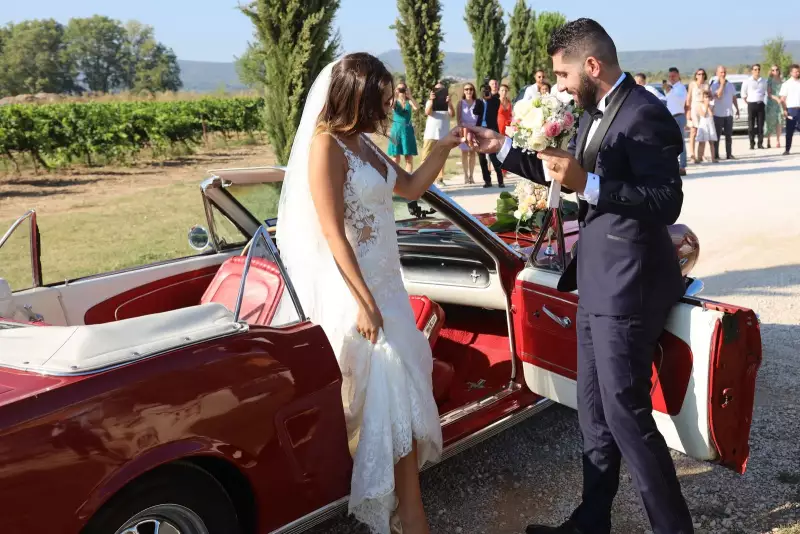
[489,180,578,234]
[505,94,580,208]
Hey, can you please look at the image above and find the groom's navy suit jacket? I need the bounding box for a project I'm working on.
[503,74,686,316]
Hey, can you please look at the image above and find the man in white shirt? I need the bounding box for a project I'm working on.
[422,81,456,183]
[663,67,688,174]
[741,64,768,149]
[780,63,800,155]
[522,69,547,101]
[634,73,667,104]
[709,65,740,160]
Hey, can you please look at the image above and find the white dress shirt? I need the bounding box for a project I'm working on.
[497,73,626,206]
[522,84,541,101]
[665,81,688,116]
[741,77,768,104]
[780,78,800,109]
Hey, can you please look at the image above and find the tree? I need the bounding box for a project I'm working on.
[65,16,128,93]
[240,0,341,165]
[465,0,507,85]
[235,42,267,91]
[533,11,567,81]
[0,20,76,97]
[507,0,537,95]
[763,36,794,77]
[123,22,182,94]
[393,0,444,139]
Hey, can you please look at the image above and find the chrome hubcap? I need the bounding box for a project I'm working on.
[117,504,209,534]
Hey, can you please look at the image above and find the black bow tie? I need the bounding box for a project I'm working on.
[587,108,604,121]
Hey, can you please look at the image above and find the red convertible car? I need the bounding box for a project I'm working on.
[0,166,761,534]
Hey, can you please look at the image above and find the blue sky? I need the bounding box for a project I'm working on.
[4,0,799,63]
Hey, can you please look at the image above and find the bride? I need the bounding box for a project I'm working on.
[275,53,463,533]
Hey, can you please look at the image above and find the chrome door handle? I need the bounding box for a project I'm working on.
[541,305,572,328]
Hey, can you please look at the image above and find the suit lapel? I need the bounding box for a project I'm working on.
[582,74,635,173]
[575,114,592,167]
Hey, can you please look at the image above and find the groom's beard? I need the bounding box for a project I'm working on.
[575,71,599,110]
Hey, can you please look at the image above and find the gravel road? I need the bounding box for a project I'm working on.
[309,138,800,534]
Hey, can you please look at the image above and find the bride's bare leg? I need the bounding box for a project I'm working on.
[394,441,429,534]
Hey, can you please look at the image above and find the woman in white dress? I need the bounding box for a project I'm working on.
[275,53,463,534]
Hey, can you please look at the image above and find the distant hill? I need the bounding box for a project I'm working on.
[178,60,247,93]
[178,41,800,92]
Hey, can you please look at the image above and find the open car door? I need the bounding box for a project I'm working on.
[511,208,762,474]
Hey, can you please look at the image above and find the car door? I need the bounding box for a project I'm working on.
[512,210,762,474]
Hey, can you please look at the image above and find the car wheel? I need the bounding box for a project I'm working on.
[83,462,241,534]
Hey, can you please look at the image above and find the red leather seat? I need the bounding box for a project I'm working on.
[409,295,453,405]
[200,256,285,326]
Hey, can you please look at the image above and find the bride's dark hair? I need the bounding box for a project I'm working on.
[317,53,394,137]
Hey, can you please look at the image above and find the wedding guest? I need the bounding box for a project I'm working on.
[695,90,718,162]
[766,65,784,149]
[477,83,504,188]
[497,84,514,135]
[387,82,419,172]
[457,83,479,184]
[664,67,688,175]
[522,69,548,101]
[423,81,456,185]
[710,65,739,160]
[686,68,710,163]
[540,82,552,95]
[497,84,514,179]
[635,72,667,103]
[780,64,800,155]
[741,64,768,149]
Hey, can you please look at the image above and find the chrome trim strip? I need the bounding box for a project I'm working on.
[269,398,553,534]
[439,382,521,427]
[520,286,576,306]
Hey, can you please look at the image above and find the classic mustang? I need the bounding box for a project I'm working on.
[0,166,761,534]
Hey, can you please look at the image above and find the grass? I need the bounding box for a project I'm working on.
[775,526,800,534]
[0,128,470,291]
[1,181,205,291]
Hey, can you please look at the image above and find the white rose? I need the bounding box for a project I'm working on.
[530,134,549,152]
[513,99,533,119]
[513,209,523,220]
[542,95,560,111]
[519,106,545,131]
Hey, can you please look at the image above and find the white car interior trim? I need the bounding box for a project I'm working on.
[11,252,235,326]
[402,271,506,310]
[0,303,240,375]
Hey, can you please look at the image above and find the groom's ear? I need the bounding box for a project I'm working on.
[585,56,602,78]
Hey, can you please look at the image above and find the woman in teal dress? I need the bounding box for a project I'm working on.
[766,65,784,149]
[387,82,419,172]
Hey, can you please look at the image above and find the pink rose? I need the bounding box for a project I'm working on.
[544,120,562,138]
[562,112,575,128]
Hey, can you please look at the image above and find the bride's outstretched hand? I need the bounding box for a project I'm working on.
[441,126,467,149]
[463,126,505,154]
[356,304,384,344]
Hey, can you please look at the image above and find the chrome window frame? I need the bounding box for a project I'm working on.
[0,209,43,289]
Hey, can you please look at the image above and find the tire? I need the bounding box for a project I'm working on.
[83,462,242,534]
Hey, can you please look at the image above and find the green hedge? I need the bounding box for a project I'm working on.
[0,97,265,169]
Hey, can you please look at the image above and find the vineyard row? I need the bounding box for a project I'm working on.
[0,97,265,170]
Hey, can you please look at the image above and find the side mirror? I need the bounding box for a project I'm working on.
[188,225,211,251]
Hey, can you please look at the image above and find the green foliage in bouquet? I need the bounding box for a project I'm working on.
[489,189,579,233]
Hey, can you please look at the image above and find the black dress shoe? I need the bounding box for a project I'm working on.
[525,520,583,534]
[482,184,492,188]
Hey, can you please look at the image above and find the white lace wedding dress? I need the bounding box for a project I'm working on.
[310,134,443,533]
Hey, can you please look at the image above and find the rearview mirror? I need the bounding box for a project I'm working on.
[188,225,211,251]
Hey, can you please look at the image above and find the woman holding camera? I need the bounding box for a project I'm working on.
[388,82,419,172]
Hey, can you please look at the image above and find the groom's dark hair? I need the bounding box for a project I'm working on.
[547,18,619,67]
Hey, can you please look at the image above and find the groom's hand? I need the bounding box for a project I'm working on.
[464,126,505,154]
[538,148,588,192]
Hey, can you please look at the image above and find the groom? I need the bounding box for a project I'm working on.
[466,18,693,534]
